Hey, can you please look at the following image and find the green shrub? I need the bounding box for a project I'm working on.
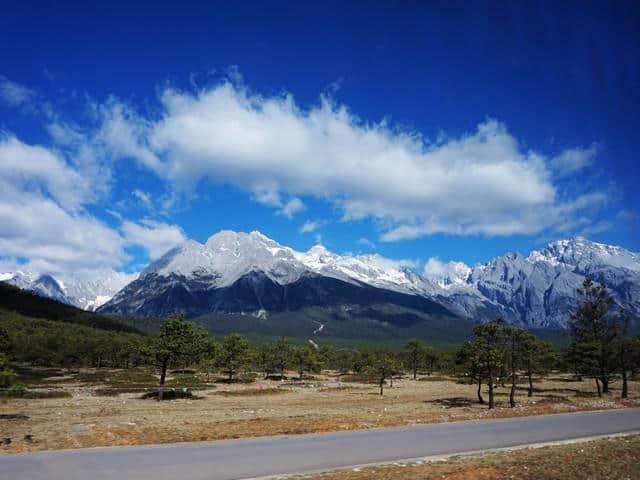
[1,386,72,398]
[0,354,17,388]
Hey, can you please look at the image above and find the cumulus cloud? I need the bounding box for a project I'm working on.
[0,135,94,211]
[92,80,604,241]
[0,183,127,275]
[0,135,132,276]
[0,76,37,107]
[550,144,598,177]
[0,134,183,275]
[121,219,187,259]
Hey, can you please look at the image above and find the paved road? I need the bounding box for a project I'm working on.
[2,409,640,480]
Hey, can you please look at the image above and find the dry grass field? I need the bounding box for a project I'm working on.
[1,367,638,455]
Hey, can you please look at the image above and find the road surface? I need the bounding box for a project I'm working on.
[2,408,640,480]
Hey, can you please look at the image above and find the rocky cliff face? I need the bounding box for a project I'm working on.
[428,237,640,327]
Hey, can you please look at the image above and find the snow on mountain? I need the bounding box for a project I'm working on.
[433,236,640,328]
[144,231,308,287]
[100,231,639,327]
[131,230,434,298]
[61,270,140,310]
[527,236,640,272]
[1,270,36,290]
[295,245,429,294]
[1,269,138,311]
[5,230,638,328]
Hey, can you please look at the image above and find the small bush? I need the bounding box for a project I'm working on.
[140,388,196,400]
[1,386,72,398]
[340,374,380,384]
[417,375,450,382]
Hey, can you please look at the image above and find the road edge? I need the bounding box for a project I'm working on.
[247,430,640,480]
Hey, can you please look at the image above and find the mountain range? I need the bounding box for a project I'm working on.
[0,269,137,311]
[2,232,639,331]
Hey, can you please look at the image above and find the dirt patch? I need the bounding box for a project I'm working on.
[211,388,288,397]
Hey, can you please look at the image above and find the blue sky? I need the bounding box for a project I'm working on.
[0,1,638,278]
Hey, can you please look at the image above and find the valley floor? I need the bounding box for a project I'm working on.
[1,368,638,455]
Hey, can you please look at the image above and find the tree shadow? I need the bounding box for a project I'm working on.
[140,389,204,400]
[575,390,598,398]
[535,394,571,403]
[214,377,255,384]
[546,377,584,383]
[515,386,597,397]
[426,397,474,408]
[0,414,29,420]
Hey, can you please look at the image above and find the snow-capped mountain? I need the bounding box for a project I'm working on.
[424,236,640,328]
[99,232,639,328]
[99,231,450,318]
[6,230,638,329]
[0,269,138,311]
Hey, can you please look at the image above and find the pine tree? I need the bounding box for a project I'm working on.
[153,315,208,400]
[217,333,250,382]
[569,279,618,396]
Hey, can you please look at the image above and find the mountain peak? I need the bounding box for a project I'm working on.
[528,236,639,271]
[205,229,280,249]
[249,230,272,240]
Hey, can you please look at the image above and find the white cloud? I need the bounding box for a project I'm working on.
[357,237,376,248]
[0,135,94,211]
[0,136,127,276]
[550,144,598,177]
[0,183,127,276]
[94,80,604,241]
[0,135,182,276]
[121,219,186,259]
[133,189,152,208]
[365,254,420,271]
[0,76,37,107]
[300,220,323,234]
[106,209,124,221]
[423,257,470,283]
[578,220,614,237]
[276,197,306,218]
[96,99,162,170]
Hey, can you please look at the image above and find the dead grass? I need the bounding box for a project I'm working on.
[1,368,638,454]
[293,435,640,480]
[211,387,287,397]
